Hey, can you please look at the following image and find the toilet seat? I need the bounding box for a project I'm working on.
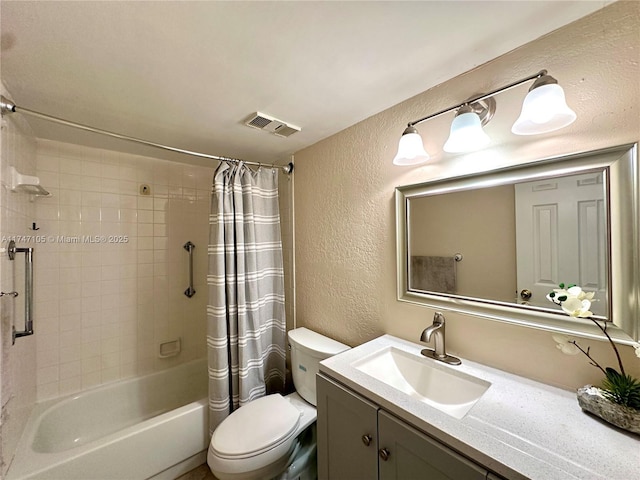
[208,394,302,478]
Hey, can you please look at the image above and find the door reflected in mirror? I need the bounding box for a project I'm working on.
[515,172,607,316]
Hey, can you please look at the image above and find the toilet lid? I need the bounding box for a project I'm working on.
[211,394,301,459]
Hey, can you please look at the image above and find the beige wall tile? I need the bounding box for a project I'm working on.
[29,139,214,403]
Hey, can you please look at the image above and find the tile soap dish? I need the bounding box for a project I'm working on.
[159,338,181,358]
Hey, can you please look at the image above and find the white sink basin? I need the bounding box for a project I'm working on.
[352,347,491,419]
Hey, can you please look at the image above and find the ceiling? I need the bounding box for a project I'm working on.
[0,1,608,166]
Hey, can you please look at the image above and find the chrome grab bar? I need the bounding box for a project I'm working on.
[183,241,196,298]
[7,240,34,344]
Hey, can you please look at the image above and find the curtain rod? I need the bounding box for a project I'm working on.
[0,96,294,174]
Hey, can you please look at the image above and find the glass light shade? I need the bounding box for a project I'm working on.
[443,112,490,153]
[393,130,430,166]
[511,83,576,135]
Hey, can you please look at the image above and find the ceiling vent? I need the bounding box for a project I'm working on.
[244,112,301,138]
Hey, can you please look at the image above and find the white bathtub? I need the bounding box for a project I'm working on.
[6,359,209,480]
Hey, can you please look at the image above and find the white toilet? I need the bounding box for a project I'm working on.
[207,327,350,480]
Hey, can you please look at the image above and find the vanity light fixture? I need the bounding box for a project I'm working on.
[443,98,495,153]
[511,74,577,135]
[392,70,577,166]
[392,126,431,165]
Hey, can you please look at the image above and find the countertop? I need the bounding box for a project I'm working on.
[319,334,639,480]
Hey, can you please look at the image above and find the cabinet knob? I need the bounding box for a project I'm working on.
[378,448,390,461]
[361,434,372,446]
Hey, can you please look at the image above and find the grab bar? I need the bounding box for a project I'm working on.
[183,241,196,298]
[8,240,34,344]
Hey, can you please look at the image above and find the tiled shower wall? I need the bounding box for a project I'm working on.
[0,86,38,476]
[33,140,214,400]
[33,140,295,401]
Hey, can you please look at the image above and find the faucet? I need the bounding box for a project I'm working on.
[419,312,461,365]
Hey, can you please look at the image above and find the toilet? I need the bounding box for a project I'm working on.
[207,327,350,480]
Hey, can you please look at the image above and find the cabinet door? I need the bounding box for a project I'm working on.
[378,411,487,480]
[317,374,379,480]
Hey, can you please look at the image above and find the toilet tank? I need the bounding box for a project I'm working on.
[288,327,350,406]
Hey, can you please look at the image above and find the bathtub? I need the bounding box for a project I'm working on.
[6,359,209,480]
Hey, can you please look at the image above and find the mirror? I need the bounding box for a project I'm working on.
[396,144,639,344]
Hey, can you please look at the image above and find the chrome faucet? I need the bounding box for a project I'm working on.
[419,312,461,365]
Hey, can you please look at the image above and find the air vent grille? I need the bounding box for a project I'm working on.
[244,112,300,138]
[247,115,272,129]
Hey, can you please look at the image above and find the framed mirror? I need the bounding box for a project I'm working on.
[396,144,639,344]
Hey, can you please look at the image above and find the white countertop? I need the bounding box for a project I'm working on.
[319,334,640,480]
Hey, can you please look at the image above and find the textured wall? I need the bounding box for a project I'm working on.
[294,2,640,390]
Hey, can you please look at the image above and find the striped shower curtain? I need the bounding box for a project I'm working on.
[207,162,287,434]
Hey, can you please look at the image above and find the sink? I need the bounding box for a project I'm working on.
[351,347,491,419]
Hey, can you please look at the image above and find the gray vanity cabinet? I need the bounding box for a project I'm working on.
[317,374,491,480]
[378,410,486,480]
[316,373,379,479]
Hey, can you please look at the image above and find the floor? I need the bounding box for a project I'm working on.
[175,463,217,480]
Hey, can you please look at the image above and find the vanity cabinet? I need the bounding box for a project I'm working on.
[377,411,486,480]
[317,374,495,480]
[316,372,379,479]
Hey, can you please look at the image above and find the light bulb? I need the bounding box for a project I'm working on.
[393,127,430,166]
[443,111,490,153]
[512,82,576,135]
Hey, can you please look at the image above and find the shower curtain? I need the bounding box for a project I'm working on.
[207,162,287,434]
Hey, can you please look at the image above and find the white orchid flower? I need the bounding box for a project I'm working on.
[551,334,580,355]
[548,284,636,387]
[560,296,593,317]
[567,285,595,301]
[557,342,580,355]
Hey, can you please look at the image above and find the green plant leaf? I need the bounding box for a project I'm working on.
[602,368,640,410]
